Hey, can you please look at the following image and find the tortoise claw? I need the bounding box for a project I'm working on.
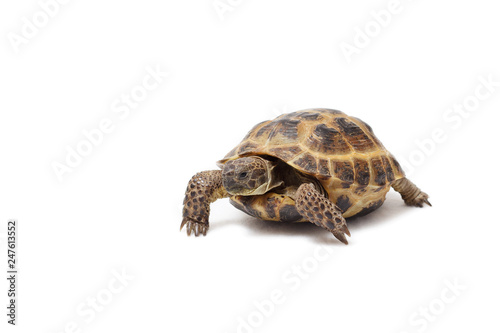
[180,217,208,237]
[341,224,351,237]
[180,218,188,231]
[413,193,431,208]
[332,229,349,245]
[331,221,351,245]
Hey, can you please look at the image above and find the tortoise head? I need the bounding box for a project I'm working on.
[222,156,280,196]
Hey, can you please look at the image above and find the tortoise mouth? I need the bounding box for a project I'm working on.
[223,178,268,196]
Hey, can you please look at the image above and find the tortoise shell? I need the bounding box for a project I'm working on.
[217,108,405,218]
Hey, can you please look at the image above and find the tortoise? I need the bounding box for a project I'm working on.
[181,108,430,244]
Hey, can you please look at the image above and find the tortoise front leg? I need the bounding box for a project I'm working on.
[295,183,351,244]
[181,170,229,236]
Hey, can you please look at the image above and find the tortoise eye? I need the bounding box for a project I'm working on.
[238,172,248,179]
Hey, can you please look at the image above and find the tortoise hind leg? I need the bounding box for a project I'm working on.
[392,177,431,207]
[295,183,351,244]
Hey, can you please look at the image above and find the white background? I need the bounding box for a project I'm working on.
[1,0,499,332]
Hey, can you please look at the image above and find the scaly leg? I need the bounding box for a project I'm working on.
[295,183,351,244]
[181,170,228,236]
[392,177,431,207]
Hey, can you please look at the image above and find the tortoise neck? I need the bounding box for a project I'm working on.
[271,160,328,199]
[259,157,284,193]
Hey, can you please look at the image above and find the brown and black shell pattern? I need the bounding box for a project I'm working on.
[217,108,405,219]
